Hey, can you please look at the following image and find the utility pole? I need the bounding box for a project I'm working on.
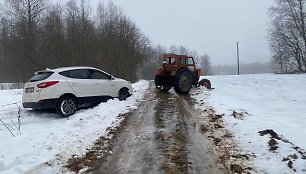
[236,42,240,75]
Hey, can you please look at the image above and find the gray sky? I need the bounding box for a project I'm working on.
[90,0,275,65]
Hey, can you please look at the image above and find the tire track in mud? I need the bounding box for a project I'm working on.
[87,83,224,174]
[177,96,225,174]
[91,86,162,174]
[151,91,224,174]
[154,92,189,173]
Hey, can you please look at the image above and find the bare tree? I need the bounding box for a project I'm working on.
[0,17,9,81]
[169,45,190,55]
[269,0,306,73]
[200,54,212,75]
[2,0,47,81]
[96,1,150,81]
[41,3,66,67]
[137,45,167,80]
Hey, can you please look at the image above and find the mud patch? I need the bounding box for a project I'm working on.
[268,138,278,151]
[230,110,249,120]
[259,129,306,172]
[258,129,281,140]
[200,106,255,174]
[283,154,298,172]
[209,113,224,122]
[170,129,188,144]
[230,164,244,174]
[214,123,224,129]
[162,145,188,174]
[199,124,209,133]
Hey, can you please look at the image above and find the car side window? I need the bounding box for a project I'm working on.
[90,69,109,80]
[59,69,91,79]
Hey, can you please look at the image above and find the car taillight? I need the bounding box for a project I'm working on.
[37,81,59,88]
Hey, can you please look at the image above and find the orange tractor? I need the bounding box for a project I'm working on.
[155,53,211,94]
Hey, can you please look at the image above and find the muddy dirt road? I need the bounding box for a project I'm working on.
[91,85,225,174]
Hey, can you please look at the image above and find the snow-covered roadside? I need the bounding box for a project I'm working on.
[0,80,149,174]
[191,74,306,173]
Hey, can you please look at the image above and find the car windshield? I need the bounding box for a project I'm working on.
[29,71,53,82]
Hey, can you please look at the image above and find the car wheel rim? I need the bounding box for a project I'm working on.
[61,99,76,115]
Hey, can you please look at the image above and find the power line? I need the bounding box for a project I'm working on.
[236,42,240,75]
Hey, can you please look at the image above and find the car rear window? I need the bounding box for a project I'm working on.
[29,71,53,82]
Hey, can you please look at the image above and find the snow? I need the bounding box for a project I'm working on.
[0,80,149,174]
[192,73,306,173]
[1,74,306,173]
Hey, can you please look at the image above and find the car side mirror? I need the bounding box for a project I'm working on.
[109,74,114,80]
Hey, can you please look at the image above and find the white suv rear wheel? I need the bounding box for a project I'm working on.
[56,96,77,117]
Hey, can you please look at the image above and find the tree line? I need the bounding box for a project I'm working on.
[269,0,306,73]
[0,0,151,82]
[213,62,273,75]
[0,0,212,83]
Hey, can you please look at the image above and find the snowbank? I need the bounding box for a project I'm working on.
[0,80,149,174]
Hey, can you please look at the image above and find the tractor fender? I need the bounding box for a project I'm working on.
[156,68,165,76]
[171,67,184,76]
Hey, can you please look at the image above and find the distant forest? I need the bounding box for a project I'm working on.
[0,0,214,83]
[213,62,273,75]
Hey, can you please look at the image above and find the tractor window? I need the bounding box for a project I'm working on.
[179,58,185,64]
[167,57,176,64]
[187,58,194,65]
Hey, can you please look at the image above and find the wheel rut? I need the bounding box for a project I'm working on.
[154,92,189,173]
[90,83,224,174]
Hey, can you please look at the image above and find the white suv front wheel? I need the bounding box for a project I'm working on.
[56,96,77,117]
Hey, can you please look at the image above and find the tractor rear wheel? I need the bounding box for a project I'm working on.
[155,75,171,92]
[174,69,192,94]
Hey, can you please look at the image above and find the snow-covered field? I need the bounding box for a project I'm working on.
[0,80,149,174]
[194,73,306,173]
[1,74,306,174]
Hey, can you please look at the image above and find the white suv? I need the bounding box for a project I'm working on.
[22,67,133,117]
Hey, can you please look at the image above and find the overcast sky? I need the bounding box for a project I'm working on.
[89,0,276,65]
[1,0,276,65]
